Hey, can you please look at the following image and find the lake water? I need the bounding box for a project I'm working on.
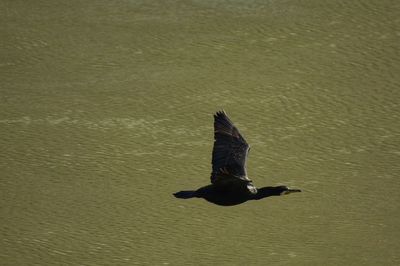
[1,0,399,265]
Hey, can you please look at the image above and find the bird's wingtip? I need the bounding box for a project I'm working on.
[214,109,227,117]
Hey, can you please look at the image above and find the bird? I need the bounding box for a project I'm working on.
[174,110,301,206]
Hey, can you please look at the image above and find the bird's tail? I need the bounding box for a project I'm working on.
[173,190,197,199]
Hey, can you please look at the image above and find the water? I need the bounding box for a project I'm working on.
[1,0,399,265]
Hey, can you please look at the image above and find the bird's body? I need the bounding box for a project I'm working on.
[174,111,301,206]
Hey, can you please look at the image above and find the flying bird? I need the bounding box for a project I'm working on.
[174,110,301,206]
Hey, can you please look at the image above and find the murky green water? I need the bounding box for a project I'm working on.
[1,0,399,265]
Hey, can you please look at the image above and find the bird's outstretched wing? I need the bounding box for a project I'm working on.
[210,111,251,186]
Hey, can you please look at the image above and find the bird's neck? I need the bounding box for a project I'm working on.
[253,186,282,199]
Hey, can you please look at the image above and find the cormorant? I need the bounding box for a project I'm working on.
[174,110,301,206]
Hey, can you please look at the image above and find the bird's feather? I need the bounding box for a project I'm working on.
[210,111,251,186]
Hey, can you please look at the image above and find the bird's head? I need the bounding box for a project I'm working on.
[276,185,302,195]
[255,185,301,199]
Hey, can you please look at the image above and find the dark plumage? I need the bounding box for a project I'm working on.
[174,111,301,206]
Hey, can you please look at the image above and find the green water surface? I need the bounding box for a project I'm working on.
[1,0,399,265]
